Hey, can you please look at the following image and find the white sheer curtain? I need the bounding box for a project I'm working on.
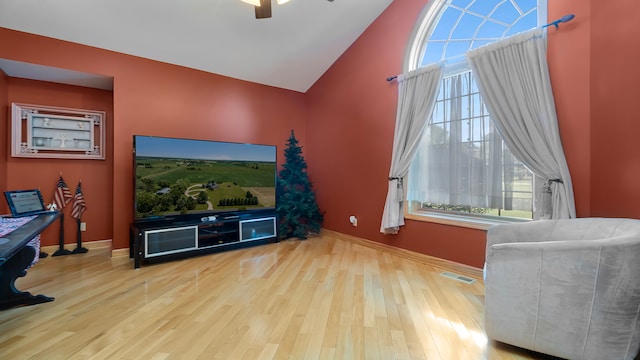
[466,28,575,219]
[381,63,444,234]
[407,72,526,212]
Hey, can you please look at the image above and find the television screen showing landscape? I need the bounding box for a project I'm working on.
[134,135,277,220]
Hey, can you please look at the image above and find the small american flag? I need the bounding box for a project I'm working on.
[71,182,87,219]
[53,176,73,209]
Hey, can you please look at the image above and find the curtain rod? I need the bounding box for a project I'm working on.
[386,14,576,82]
[543,14,575,29]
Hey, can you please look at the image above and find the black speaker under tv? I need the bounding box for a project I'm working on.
[133,135,277,222]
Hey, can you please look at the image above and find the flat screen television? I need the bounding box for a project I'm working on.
[133,135,277,222]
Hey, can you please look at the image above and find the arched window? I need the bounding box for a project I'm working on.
[406,0,546,226]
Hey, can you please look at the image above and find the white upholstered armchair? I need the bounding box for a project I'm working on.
[484,218,640,360]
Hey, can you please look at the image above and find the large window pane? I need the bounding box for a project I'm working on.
[431,8,462,41]
[408,0,544,221]
[421,0,539,66]
[450,14,483,40]
[468,0,502,15]
[409,72,532,217]
[492,2,521,24]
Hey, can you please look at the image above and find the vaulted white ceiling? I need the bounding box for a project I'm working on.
[0,0,394,92]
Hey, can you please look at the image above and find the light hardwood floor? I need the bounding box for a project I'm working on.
[0,232,546,359]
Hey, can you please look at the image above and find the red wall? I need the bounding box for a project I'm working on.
[590,0,640,218]
[547,0,591,218]
[305,0,486,267]
[305,0,594,268]
[109,59,306,251]
[5,79,113,245]
[0,28,307,249]
[1,0,635,268]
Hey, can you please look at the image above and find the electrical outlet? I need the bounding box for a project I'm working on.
[349,215,358,227]
[80,222,87,231]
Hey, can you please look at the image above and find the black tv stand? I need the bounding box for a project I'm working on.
[130,209,277,268]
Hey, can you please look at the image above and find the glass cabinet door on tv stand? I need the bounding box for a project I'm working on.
[240,217,276,241]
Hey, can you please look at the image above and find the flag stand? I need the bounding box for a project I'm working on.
[52,213,72,257]
[72,217,88,254]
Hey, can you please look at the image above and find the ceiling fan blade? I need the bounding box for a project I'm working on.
[255,0,272,19]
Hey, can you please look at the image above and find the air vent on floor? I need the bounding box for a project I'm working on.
[440,271,476,284]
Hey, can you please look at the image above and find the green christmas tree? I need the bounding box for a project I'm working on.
[277,130,323,239]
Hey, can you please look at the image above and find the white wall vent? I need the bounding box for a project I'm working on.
[440,271,476,284]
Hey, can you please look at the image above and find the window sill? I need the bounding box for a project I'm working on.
[404,212,530,231]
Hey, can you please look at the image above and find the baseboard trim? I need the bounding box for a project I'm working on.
[111,248,129,258]
[41,239,112,254]
[40,231,482,277]
[322,229,483,280]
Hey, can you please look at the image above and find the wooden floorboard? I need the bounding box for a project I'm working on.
[1,232,544,359]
